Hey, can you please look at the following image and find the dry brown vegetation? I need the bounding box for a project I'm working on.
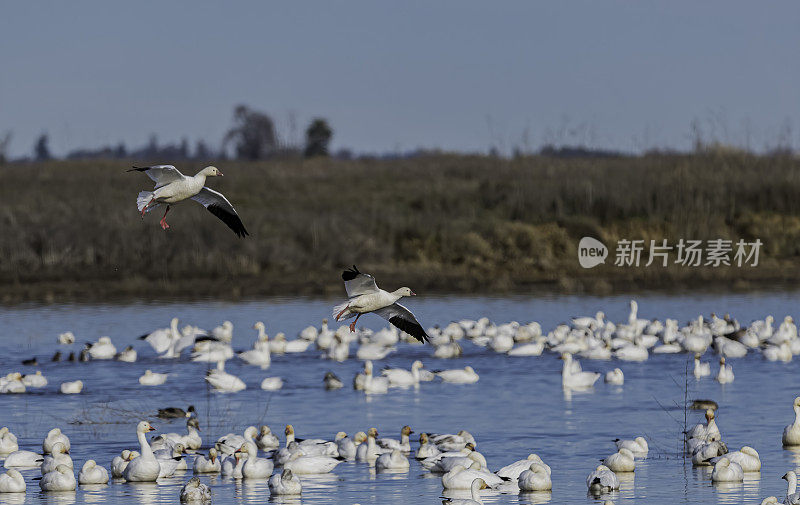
[2,153,800,302]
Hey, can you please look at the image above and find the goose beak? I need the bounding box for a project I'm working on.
[411,291,416,296]
[148,426,156,431]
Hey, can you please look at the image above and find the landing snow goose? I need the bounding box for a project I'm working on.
[130,164,248,237]
[333,266,429,343]
[783,397,800,446]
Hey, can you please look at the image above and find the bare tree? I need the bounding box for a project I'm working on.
[304,118,333,158]
[223,105,278,160]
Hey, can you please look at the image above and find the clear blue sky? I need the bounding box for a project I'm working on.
[1,1,798,157]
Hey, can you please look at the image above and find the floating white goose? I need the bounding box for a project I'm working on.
[382,361,424,387]
[116,346,137,362]
[22,371,48,388]
[716,357,735,384]
[283,451,342,474]
[604,368,624,385]
[334,432,357,460]
[377,426,413,452]
[0,427,19,454]
[783,471,800,505]
[269,469,302,495]
[602,448,635,473]
[180,477,212,503]
[711,458,743,482]
[361,361,389,394]
[586,464,619,493]
[41,442,72,475]
[139,370,170,386]
[193,448,221,474]
[123,421,159,482]
[415,433,440,460]
[442,462,502,489]
[260,377,283,391]
[710,446,761,472]
[238,442,273,479]
[3,449,42,468]
[43,429,70,454]
[495,454,550,480]
[220,452,244,478]
[111,450,135,478]
[518,462,552,491]
[87,336,116,359]
[40,464,76,492]
[0,469,25,493]
[60,380,83,394]
[614,436,648,457]
[255,425,279,451]
[437,366,480,384]
[332,266,429,343]
[78,459,109,484]
[561,353,600,389]
[204,360,246,392]
[375,449,410,471]
[151,418,202,451]
[130,164,248,237]
[441,477,487,505]
[355,428,384,462]
[155,443,185,479]
[58,331,76,345]
[783,397,800,446]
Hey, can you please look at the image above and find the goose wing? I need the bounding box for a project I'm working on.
[191,187,249,238]
[128,165,185,189]
[342,265,379,297]
[373,303,429,343]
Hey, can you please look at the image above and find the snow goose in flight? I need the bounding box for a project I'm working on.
[332,266,429,343]
[129,164,248,237]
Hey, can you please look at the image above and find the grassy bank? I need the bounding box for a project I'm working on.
[2,153,800,303]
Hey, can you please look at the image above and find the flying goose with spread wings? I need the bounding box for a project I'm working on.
[129,164,248,237]
[332,266,429,343]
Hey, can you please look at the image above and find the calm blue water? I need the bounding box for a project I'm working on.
[1,291,799,505]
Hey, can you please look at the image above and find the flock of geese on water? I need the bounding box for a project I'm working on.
[2,297,800,502]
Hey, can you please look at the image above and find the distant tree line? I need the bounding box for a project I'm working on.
[0,104,336,164]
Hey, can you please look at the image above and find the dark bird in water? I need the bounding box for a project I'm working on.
[68,352,76,362]
[690,399,719,410]
[51,351,62,362]
[157,405,196,419]
[324,372,344,390]
[79,348,90,362]
[21,357,38,366]
[332,265,430,343]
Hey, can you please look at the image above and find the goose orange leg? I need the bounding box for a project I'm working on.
[349,313,362,332]
[159,205,171,230]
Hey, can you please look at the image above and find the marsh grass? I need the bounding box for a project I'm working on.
[2,153,800,301]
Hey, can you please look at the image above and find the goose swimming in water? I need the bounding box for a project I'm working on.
[586,464,619,493]
[78,459,109,484]
[441,477,488,505]
[269,468,302,495]
[518,462,552,491]
[333,266,429,343]
[39,464,76,492]
[0,469,25,493]
[130,164,248,237]
[784,397,800,446]
[123,421,159,482]
[180,477,212,503]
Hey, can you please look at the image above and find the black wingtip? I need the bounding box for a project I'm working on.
[128,165,148,172]
[342,265,361,281]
